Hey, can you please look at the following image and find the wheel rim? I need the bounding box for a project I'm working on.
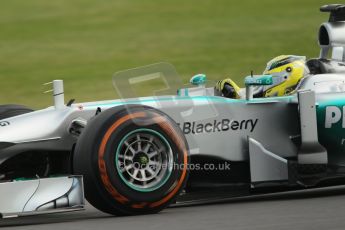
[115,128,174,192]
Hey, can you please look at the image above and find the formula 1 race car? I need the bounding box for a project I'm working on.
[1,4,345,218]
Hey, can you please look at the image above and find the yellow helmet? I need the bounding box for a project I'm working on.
[263,55,308,97]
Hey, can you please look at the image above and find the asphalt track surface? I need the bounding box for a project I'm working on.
[1,186,345,230]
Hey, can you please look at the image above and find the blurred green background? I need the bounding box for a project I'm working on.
[0,0,330,108]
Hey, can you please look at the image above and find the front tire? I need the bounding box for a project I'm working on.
[73,105,189,215]
[0,104,33,120]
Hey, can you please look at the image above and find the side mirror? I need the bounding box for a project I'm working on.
[190,74,207,86]
[244,75,273,86]
[244,75,273,100]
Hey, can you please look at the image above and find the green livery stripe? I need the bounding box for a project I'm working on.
[85,95,294,108]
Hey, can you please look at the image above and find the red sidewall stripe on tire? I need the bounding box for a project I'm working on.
[98,110,188,209]
[148,115,188,208]
[98,112,146,204]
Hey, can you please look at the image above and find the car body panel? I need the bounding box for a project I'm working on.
[0,72,345,165]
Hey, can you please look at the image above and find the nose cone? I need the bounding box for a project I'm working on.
[0,108,68,143]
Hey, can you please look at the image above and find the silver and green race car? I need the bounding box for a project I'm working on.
[0,4,345,218]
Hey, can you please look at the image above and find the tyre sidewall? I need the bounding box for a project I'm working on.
[75,105,189,214]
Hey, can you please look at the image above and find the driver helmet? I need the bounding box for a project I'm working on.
[262,55,309,97]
